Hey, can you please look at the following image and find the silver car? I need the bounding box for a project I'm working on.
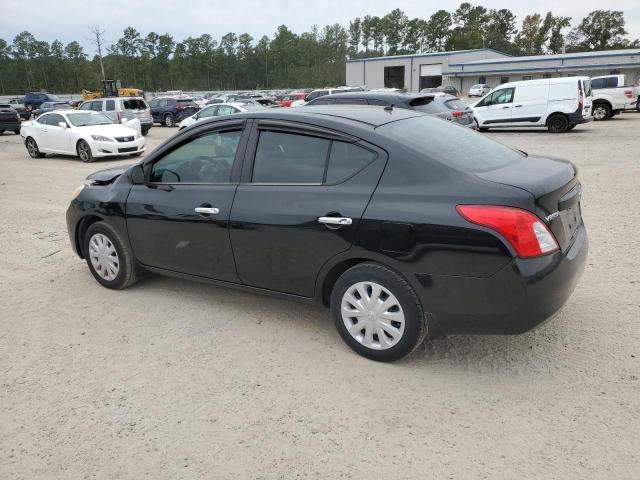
[468,84,491,97]
[78,97,153,136]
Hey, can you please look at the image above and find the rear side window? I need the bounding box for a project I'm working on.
[325,142,377,184]
[123,99,147,110]
[443,99,468,110]
[105,100,115,111]
[177,99,197,107]
[379,116,524,173]
[150,130,241,183]
[90,101,102,112]
[252,131,330,183]
[410,97,442,114]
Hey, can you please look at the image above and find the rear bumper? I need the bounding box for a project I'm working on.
[0,121,21,130]
[424,223,588,335]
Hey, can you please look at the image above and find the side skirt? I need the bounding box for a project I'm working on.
[142,264,321,306]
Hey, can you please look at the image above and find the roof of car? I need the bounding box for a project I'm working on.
[316,91,434,100]
[212,105,423,128]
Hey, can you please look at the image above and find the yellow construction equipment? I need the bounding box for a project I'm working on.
[82,80,146,101]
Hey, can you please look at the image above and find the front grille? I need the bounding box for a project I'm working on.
[118,147,137,153]
[115,136,135,142]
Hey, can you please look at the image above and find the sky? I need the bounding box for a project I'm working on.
[3,0,640,52]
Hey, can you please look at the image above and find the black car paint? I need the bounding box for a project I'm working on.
[67,106,587,335]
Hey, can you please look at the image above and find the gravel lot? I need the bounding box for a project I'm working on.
[1,115,638,479]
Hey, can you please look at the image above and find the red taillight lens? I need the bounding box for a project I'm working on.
[452,111,464,118]
[175,104,183,111]
[456,205,559,258]
[578,89,583,110]
[624,89,633,98]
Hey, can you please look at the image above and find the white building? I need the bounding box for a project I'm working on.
[346,48,640,94]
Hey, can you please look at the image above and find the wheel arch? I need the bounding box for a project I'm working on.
[75,214,105,259]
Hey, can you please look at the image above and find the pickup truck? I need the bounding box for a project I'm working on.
[591,74,640,120]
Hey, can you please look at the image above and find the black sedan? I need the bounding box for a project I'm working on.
[66,106,587,361]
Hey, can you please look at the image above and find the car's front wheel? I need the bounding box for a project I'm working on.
[84,222,139,290]
[26,137,45,158]
[77,140,94,162]
[330,263,427,361]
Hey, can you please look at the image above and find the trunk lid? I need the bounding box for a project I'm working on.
[476,156,582,252]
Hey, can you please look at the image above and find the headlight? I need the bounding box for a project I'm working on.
[71,185,85,200]
[91,135,114,142]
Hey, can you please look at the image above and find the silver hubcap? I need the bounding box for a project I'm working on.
[341,281,405,350]
[88,233,119,281]
[593,107,606,120]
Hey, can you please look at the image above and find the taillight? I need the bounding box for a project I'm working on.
[456,205,559,258]
[578,89,583,110]
[175,104,183,111]
[624,89,633,98]
[452,111,464,118]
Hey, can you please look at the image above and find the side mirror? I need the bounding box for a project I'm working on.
[130,164,145,185]
[58,122,67,129]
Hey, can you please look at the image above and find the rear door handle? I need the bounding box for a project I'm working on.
[501,106,510,109]
[195,207,220,215]
[514,104,523,108]
[318,216,352,226]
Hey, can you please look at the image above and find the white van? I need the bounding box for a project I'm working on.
[472,77,593,133]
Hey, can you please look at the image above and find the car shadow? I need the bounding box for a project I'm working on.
[127,273,568,373]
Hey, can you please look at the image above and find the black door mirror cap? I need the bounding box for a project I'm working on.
[130,164,145,184]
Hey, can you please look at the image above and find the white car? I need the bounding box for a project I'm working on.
[178,102,264,130]
[468,84,491,97]
[20,110,145,162]
[471,77,593,133]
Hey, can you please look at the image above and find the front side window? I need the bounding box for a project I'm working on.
[481,88,514,106]
[47,113,66,127]
[198,106,218,118]
[252,131,330,184]
[36,114,49,124]
[150,130,241,184]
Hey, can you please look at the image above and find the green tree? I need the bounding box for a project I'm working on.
[567,10,634,51]
[428,10,452,52]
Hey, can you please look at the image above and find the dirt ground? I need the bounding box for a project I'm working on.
[1,115,638,479]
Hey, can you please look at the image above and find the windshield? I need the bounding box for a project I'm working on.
[66,112,113,127]
[378,116,525,173]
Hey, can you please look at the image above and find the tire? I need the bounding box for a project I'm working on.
[26,137,45,158]
[474,119,489,132]
[77,139,94,162]
[547,114,569,133]
[592,103,611,121]
[141,126,150,136]
[163,114,175,127]
[84,222,139,290]
[330,263,427,362]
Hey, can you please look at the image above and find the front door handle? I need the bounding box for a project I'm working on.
[501,106,510,109]
[195,207,220,215]
[318,216,352,226]
[514,104,523,108]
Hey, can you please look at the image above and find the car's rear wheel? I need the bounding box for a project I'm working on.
[592,103,611,121]
[26,137,45,158]
[84,222,139,290]
[77,140,94,162]
[547,114,569,133]
[164,114,175,127]
[330,263,427,361]
[141,126,150,136]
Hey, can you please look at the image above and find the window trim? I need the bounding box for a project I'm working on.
[241,120,378,186]
[143,120,249,186]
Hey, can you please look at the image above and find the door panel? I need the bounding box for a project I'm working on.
[476,87,515,126]
[512,84,549,125]
[127,184,239,281]
[230,127,386,297]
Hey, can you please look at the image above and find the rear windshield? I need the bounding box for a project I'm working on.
[444,98,469,110]
[177,99,197,106]
[378,116,525,173]
[582,79,592,97]
[123,99,147,110]
[409,98,442,114]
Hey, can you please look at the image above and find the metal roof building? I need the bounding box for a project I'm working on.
[347,49,640,94]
